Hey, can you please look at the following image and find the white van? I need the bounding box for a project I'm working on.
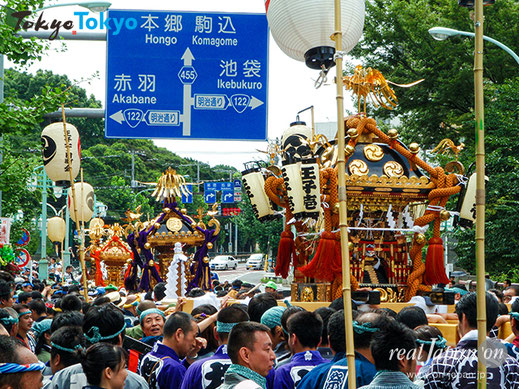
[245,253,265,270]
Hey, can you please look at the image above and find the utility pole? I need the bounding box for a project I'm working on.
[0,54,4,217]
[131,152,136,188]
[234,220,238,256]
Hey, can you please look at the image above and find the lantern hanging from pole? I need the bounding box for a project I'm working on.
[265,0,365,70]
[41,122,81,187]
[281,121,313,162]
[242,166,279,222]
[68,182,94,223]
[47,217,66,243]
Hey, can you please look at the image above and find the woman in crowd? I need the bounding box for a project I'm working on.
[32,318,53,363]
[81,343,128,389]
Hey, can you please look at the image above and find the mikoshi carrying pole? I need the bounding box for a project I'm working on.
[334,0,356,387]
[61,105,89,300]
[474,0,487,386]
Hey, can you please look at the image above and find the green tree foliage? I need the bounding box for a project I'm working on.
[455,78,519,275]
[349,0,519,276]
[349,0,519,147]
[1,1,47,65]
[234,195,284,256]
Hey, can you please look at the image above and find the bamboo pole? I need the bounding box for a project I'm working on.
[61,105,89,300]
[333,1,356,388]
[474,0,487,387]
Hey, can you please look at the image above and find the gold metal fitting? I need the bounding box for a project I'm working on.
[347,128,359,139]
[203,256,210,263]
[409,143,420,154]
[440,210,451,221]
[388,129,398,139]
[207,242,213,249]
[149,260,155,267]
[181,208,187,214]
[191,222,197,228]
[345,145,355,156]
[415,233,426,245]
[154,223,161,229]
[144,243,151,250]
[163,207,171,214]
[347,242,354,252]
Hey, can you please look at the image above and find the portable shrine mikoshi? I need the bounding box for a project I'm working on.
[242,67,464,303]
[87,220,132,288]
[123,168,220,295]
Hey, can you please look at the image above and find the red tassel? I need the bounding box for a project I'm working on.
[299,232,338,281]
[275,231,295,278]
[424,237,450,285]
[94,253,105,286]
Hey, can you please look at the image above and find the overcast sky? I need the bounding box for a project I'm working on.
[8,0,356,169]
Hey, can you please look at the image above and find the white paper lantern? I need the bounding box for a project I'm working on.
[47,217,66,243]
[242,168,278,221]
[281,121,313,162]
[282,162,305,216]
[68,182,94,223]
[41,122,81,186]
[300,159,321,219]
[265,0,365,69]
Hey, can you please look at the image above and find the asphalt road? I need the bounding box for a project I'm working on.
[215,263,266,285]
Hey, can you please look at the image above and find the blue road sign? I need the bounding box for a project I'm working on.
[181,184,193,203]
[106,10,269,140]
[204,182,232,191]
[233,179,242,188]
[222,188,234,203]
[205,190,216,204]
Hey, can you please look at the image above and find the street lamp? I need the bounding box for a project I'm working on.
[429,3,519,385]
[0,1,112,216]
[428,27,519,64]
[35,1,111,13]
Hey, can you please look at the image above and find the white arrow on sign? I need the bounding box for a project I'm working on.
[224,193,234,201]
[249,96,264,110]
[206,192,215,200]
[181,47,195,66]
[180,47,195,136]
[109,110,125,124]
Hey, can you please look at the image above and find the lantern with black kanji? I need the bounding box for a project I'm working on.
[241,166,279,221]
[41,122,81,187]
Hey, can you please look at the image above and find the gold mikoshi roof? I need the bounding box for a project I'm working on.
[343,141,433,211]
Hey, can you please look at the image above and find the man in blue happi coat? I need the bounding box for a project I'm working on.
[273,310,327,389]
[139,311,205,389]
[298,310,387,389]
[181,305,249,389]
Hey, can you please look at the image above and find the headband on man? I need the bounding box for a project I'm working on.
[0,362,45,374]
[416,336,447,349]
[216,321,239,333]
[51,341,84,353]
[352,321,379,334]
[84,323,126,343]
[140,308,166,324]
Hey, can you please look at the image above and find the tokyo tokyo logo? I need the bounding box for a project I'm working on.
[9,9,137,40]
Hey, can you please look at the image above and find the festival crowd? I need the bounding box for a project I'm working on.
[2,269,519,389]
